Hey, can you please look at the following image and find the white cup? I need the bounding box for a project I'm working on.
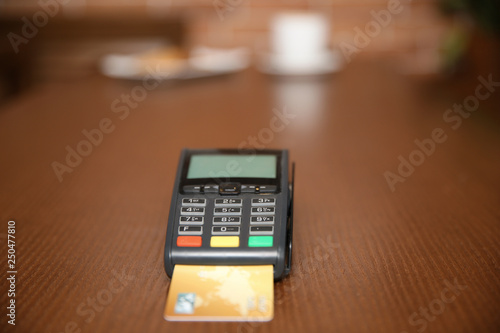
[270,12,330,71]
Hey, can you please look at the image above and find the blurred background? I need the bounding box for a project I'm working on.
[0,0,499,110]
[1,3,500,332]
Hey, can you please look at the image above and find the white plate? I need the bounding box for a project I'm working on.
[100,46,250,81]
[257,49,344,76]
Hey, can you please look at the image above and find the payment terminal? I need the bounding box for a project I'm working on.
[164,149,294,280]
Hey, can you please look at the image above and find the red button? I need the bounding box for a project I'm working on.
[177,236,202,247]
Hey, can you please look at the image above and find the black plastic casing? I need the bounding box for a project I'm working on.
[164,149,294,281]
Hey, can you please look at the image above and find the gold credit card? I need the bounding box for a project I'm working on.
[164,265,274,322]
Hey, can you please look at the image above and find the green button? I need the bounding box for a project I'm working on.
[248,236,273,247]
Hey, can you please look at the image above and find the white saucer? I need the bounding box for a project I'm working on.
[100,46,250,81]
[257,49,344,76]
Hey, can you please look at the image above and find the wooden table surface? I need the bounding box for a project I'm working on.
[1,62,499,333]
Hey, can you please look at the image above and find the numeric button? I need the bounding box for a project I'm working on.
[213,217,241,225]
[251,207,275,215]
[182,198,206,207]
[250,216,274,224]
[215,198,242,206]
[179,216,204,225]
[181,207,205,215]
[214,207,242,215]
[252,198,276,206]
[212,226,240,235]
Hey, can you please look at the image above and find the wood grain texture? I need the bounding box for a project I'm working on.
[1,61,499,333]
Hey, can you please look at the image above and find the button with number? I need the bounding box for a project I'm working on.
[215,198,242,206]
[212,226,240,235]
[251,207,275,215]
[250,216,274,224]
[178,226,203,235]
[214,207,241,215]
[179,216,204,225]
[251,198,276,206]
[213,217,241,225]
[182,198,206,207]
[249,226,274,235]
[181,207,205,215]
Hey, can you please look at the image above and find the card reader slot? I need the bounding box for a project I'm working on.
[284,162,295,277]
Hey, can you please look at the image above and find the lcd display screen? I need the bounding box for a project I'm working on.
[187,155,277,179]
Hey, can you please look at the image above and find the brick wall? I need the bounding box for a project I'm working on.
[182,0,452,74]
[1,0,453,81]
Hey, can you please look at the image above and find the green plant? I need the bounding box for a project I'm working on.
[439,0,500,34]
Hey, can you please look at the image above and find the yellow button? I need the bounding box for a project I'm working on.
[210,236,240,247]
